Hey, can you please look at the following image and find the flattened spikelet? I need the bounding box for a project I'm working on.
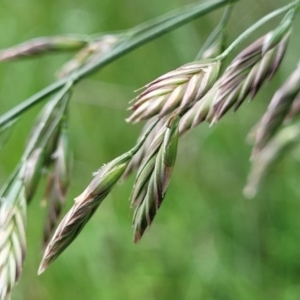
[210,31,291,123]
[127,60,220,123]
[253,63,300,153]
[132,116,179,242]
[0,36,88,61]
[0,179,26,300]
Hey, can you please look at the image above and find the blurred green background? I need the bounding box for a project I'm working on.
[1,0,300,299]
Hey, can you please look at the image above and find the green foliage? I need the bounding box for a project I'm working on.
[1,0,300,299]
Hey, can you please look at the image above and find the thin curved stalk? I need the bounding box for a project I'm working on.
[217,0,300,61]
[196,3,233,60]
[0,0,234,129]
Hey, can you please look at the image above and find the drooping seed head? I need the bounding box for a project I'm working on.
[132,116,179,242]
[43,123,73,248]
[130,125,166,208]
[26,101,60,148]
[252,63,300,154]
[126,60,220,123]
[23,148,45,202]
[25,86,71,157]
[38,151,131,274]
[0,177,26,300]
[210,27,291,123]
[22,91,71,206]
[0,36,88,62]
[37,120,159,275]
[53,126,72,189]
[244,122,300,198]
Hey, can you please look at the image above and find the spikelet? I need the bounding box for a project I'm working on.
[127,60,220,123]
[209,10,295,123]
[131,116,179,242]
[42,120,72,248]
[244,122,300,198]
[0,176,26,300]
[252,63,300,153]
[0,36,88,61]
[38,120,158,274]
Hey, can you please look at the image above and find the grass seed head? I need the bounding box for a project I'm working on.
[0,178,26,300]
[0,36,88,62]
[127,60,220,123]
[244,122,300,198]
[38,150,135,274]
[210,30,291,124]
[252,63,300,154]
[132,116,179,242]
[43,124,72,248]
[23,148,45,202]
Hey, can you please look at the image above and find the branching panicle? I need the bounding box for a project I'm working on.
[0,1,300,298]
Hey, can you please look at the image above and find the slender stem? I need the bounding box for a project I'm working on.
[0,0,233,129]
[22,82,72,160]
[196,3,233,60]
[71,0,236,81]
[217,0,300,61]
[0,166,19,197]
[0,80,66,128]
[129,118,160,156]
[0,83,72,197]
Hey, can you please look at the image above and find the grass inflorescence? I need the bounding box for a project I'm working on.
[0,0,300,298]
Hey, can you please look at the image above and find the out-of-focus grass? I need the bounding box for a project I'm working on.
[1,0,300,299]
